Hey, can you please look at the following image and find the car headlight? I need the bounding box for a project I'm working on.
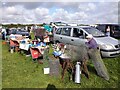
[100,44,114,49]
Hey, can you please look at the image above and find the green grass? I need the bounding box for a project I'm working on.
[1,40,119,88]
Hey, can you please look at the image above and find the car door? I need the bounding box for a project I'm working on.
[111,25,120,38]
[54,28,62,43]
[59,27,72,44]
[69,28,86,45]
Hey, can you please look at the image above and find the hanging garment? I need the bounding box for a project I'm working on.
[88,49,109,80]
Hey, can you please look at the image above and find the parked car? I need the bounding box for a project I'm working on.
[16,29,30,38]
[54,26,120,57]
[9,28,17,35]
[9,29,30,38]
[95,24,120,38]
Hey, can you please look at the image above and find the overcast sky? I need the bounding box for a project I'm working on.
[1,0,119,24]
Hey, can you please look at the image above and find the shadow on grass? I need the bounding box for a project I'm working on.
[87,65,97,75]
[46,84,58,90]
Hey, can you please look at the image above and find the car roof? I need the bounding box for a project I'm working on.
[57,25,91,28]
[96,24,120,26]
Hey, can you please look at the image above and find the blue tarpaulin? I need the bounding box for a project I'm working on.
[43,25,52,32]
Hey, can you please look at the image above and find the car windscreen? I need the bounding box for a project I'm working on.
[83,27,105,37]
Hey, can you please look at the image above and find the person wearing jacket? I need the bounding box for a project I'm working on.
[85,34,98,49]
[85,34,109,81]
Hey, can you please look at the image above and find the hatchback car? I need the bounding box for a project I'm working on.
[54,26,120,57]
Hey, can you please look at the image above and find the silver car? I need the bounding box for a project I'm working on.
[54,26,120,57]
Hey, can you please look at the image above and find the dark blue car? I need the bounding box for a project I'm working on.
[9,29,30,38]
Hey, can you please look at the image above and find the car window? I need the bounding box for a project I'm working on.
[56,28,62,34]
[96,25,106,32]
[61,28,71,36]
[83,27,105,37]
[73,28,84,37]
[11,29,17,34]
[73,28,79,37]
[113,25,120,31]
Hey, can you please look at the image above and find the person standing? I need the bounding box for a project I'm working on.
[85,34,98,49]
[106,26,110,36]
[6,28,9,36]
[85,34,109,81]
[2,28,6,40]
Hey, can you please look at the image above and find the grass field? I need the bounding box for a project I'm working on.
[1,40,119,88]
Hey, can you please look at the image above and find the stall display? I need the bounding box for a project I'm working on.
[30,42,48,60]
[9,34,24,52]
[19,38,32,51]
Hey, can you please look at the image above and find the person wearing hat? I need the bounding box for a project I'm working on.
[85,34,109,81]
[85,34,98,49]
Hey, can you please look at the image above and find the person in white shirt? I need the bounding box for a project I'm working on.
[106,26,110,36]
[2,28,6,40]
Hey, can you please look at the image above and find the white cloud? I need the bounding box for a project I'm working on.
[33,7,52,23]
[88,3,96,11]
[5,6,17,14]
[2,0,119,2]
[1,2,118,24]
[78,3,96,12]
[34,8,49,16]
[52,8,70,21]
[75,12,88,19]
